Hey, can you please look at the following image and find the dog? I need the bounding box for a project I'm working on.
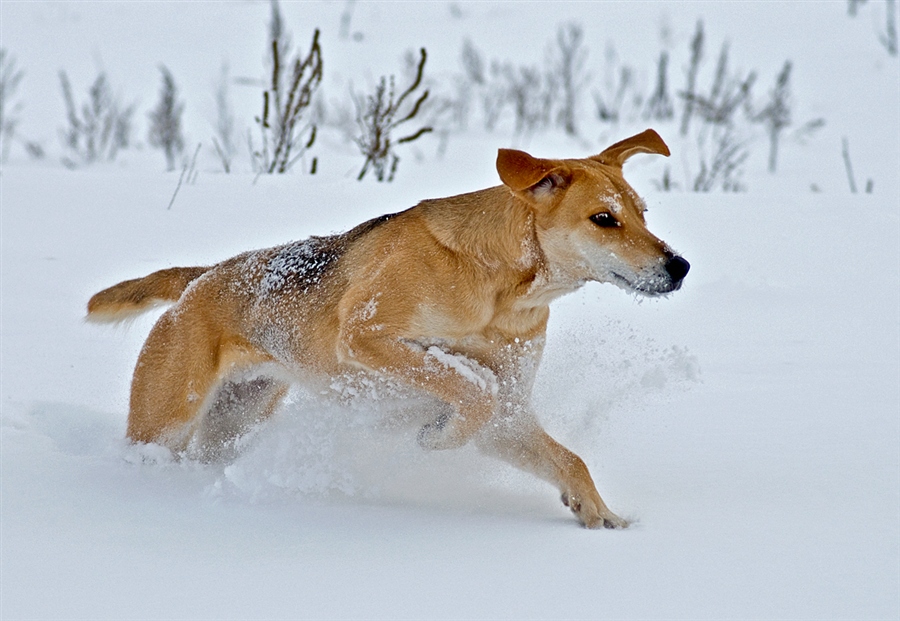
[88,129,689,529]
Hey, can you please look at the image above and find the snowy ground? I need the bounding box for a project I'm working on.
[2,2,899,620]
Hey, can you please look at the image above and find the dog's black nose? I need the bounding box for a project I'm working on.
[665,256,690,282]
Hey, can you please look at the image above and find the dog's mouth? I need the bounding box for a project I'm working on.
[609,255,689,296]
[610,271,682,297]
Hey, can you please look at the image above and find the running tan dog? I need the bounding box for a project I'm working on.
[88,129,688,529]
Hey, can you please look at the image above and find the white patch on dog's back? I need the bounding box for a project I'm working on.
[259,238,339,297]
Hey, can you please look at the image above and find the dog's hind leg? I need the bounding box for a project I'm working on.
[126,305,277,456]
[127,309,211,448]
[192,372,289,462]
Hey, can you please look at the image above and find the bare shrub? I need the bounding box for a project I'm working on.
[168,143,201,210]
[692,126,748,192]
[481,60,511,131]
[448,14,835,193]
[680,43,756,127]
[353,48,432,181]
[594,46,636,123]
[423,38,492,133]
[751,61,792,173]
[339,0,357,40]
[842,136,859,193]
[848,0,868,15]
[550,23,588,136]
[461,38,486,86]
[644,51,674,121]
[847,0,898,56]
[652,166,680,192]
[882,0,898,55]
[452,31,590,135]
[841,137,873,193]
[431,38,485,132]
[212,63,237,173]
[679,20,705,136]
[148,65,185,172]
[251,1,322,175]
[0,48,24,164]
[500,62,552,135]
[593,67,634,123]
[58,71,134,168]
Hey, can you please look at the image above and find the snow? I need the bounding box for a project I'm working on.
[425,345,499,396]
[2,2,899,620]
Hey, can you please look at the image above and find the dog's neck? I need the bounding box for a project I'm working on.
[417,186,583,309]
[419,186,542,273]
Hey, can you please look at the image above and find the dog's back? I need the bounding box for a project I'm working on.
[86,210,406,324]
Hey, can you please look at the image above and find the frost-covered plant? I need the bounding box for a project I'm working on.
[461,38,486,86]
[652,166,680,192]
[679,20,704,136]
[434,38,485,132]
[501,62,552,135]
[692,125,748,192]
[549,23,588,136]
[841,136,874,193]
[593,67,634,123]
[847,0,898,56]
[58,71,134,168]
[0,48,24,164]
[212,63,237,173]
[481,60,511,131]
[680,43,756,128]
[674,34,757,189]
[751,61,791,173]
[644,51,674,121]
[251,0,322,175]
[451,31,587,135]
[148,65,185,172]
[847,0,867,16]
[593,45,636,124]
[353,47,432,182]
[884,0,899,55]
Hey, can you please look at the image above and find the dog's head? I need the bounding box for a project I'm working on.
[497,129,689,297]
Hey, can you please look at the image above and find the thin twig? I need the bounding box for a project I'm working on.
[168,142,201,209]
[167,166,187,210]
[841,137,857,194]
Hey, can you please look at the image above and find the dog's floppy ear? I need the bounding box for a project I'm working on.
[592,129,670,168]
[496,148,568,193]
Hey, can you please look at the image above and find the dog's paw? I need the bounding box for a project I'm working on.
[416,413,466,451]
[598,513,630,530]
[561,491,629,529]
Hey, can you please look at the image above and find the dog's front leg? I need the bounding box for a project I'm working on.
[478,422,628,529]
[339,332,497,450]
[472,343,628,529]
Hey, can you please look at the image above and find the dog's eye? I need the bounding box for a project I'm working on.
[590,212,620,228]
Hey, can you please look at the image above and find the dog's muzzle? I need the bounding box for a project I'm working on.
[609,253,690,296]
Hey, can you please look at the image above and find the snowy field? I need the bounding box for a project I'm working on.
[2,2,899,620]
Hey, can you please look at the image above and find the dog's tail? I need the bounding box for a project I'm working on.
[86,266,211,323]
